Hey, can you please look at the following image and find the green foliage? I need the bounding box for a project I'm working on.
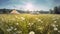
[0,14,60,34]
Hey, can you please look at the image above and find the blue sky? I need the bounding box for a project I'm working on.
[0,0,60,11]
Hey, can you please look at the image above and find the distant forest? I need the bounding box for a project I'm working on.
[0,6,60,14]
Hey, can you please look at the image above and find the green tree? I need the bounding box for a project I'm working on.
[53,6,60,14]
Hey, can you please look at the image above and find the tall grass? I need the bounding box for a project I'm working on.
[0,14,60,34]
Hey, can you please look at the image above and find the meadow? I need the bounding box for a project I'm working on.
[0,14,60,34]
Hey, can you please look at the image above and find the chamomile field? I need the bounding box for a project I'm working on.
[0,14,60,34]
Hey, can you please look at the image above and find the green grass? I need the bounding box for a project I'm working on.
[0,14,60,34]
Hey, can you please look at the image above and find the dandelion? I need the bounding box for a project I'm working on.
[29,31,35,34]
[54,27,58,31]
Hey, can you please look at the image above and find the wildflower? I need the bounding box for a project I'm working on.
[11,26,14,29]
[35,18,38,20]
[7,28,12,32]
[41,21,43,23]
[56,25,58,27]
[29,31,35,34]
[7,26,14,32]
[54,27,58,31]
[38,19,41,22]
[28,23,34,26]
[14,28,17,30]
[54,21,57,23]
[58,30,60,33]
[16,23,19,25]
[20,17,25,21]
[51,24,56,27]
[38,27,42,30]
[17,31,22,33]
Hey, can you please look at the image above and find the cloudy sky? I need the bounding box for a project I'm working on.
[0,0,60,11]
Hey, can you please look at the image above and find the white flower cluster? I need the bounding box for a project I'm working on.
[7,26,18,32]
[7,28,12,32]
[51,24,56,27]
[7,26,14,32]
[51,24,58,31]
[54,21,57,23]
[54,27,58,31]
[35,18,43,23]
[14,28,17,31]
[28,23,34,26]
[29,31,35,34]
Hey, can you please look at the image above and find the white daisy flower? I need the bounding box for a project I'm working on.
[54,21,57,23]
[54,27,58,31]
[51,24,56,27]
[29,31,35,34]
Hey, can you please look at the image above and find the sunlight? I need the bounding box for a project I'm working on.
[25,3,34,11]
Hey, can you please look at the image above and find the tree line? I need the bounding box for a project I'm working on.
[50,6,60,14]
[1,6,60,14]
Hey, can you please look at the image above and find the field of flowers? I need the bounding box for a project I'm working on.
[0,14,60,34]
